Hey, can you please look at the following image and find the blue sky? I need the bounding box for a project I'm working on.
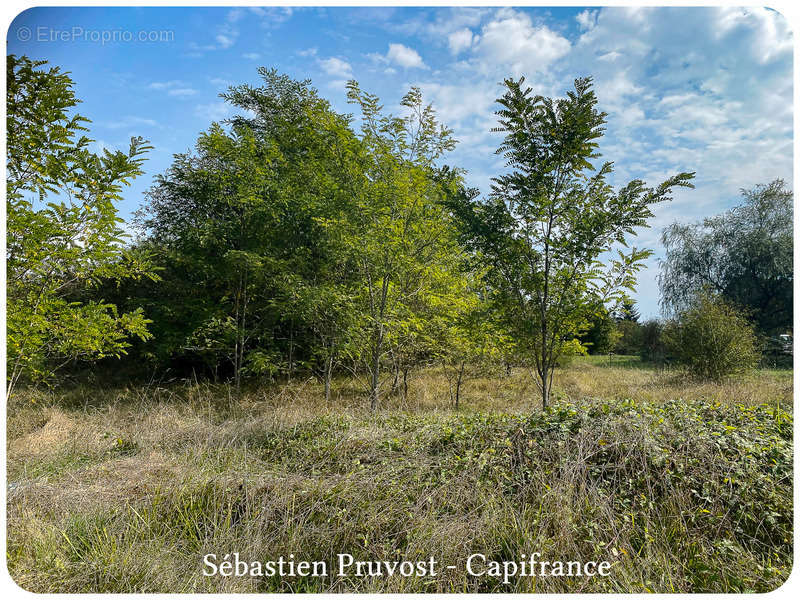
[7,6,793,318]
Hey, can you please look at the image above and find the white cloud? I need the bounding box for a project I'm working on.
[391,7,488,42]
[386,43,427,69]
[148,80,185,90]
[195,102,232,121]
[319,57,353,78]
[242,52,261,60]
[576,9,598,32]
[103,116,158,130]
[168,88,198,97]
[249,6,294,28]
[417,81,496,125]
[475,9,570,75]
[215,33,235,49]
[149,80,197,97]
[447,28,474,55]
[215,8,242,49]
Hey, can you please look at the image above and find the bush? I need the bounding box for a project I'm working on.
[663,293,761,380]
[639,319,667,363]
[614,320,643,355]
[578,309,620,355]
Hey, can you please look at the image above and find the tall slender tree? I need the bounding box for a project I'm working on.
[342,82,462,409]
[449,76,694,409]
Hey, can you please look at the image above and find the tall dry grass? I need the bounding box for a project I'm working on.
[6,357,793,592]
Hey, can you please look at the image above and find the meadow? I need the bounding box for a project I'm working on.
[6,356,793,593]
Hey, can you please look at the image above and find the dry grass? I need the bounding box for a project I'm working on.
[6,356,793,593]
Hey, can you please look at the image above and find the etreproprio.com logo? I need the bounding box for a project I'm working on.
[15,26,174,45]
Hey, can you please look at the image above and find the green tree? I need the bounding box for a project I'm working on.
[433,275,512,408]
[139,124,279,391]
[659,179,792,334]
[638,319,666,363]
[449,76,694,409]
[6,55,154,397]
[341,82,463,409]
[579,308,619,355]
[613,299,640,322]
[663,291,761,380]
[614,319,643,356]
[137,70,361,390]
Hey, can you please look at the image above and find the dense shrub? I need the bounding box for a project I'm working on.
[638,320,667,363]
[579,310,620,355]
[663,293,760,380]
[614,320,643,355]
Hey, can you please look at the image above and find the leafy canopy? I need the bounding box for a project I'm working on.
[6,54,155,396]
[659,179,792,334]
[449,75,695,407]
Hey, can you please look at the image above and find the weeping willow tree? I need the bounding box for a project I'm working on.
[659,179,792,335]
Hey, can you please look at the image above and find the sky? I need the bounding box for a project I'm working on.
[7,5,794,318]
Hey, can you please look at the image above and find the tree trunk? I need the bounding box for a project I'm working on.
[324,354,333,403]
[369,331,382,410]
[402,366,409,400]
[369,361,379,410]
[390,360,400,395]
[539,367,552,410]
[455,361,465,409]
[287,323,294,383]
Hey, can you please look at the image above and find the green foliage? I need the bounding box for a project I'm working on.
[340,81,467,408]
[659,180,792,335]
[613,319,643,355]
[6,55,155,396]
[579,308,620,355]
[136,70,361,386]
[131,71,473,407]
[638,320,667,363]
[613,299,640,322]
[449,75,694,407]
[663,293,761,379]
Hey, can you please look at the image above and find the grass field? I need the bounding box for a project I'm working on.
[6,356,793,593]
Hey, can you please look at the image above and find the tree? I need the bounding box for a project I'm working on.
[613,299,640,322]
[6,55,154,397]
[449,76,695,409]
[433,278,511,409]
[579,308,620,355]
[638,319,666,363]
[659,179,792,334]
[139,124,279,391]
[341,82,462,409]
[614,319,643,356]
[662,291,761,380]
[137,70,360,391]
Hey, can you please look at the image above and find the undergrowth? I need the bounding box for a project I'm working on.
[6,359,793,592]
